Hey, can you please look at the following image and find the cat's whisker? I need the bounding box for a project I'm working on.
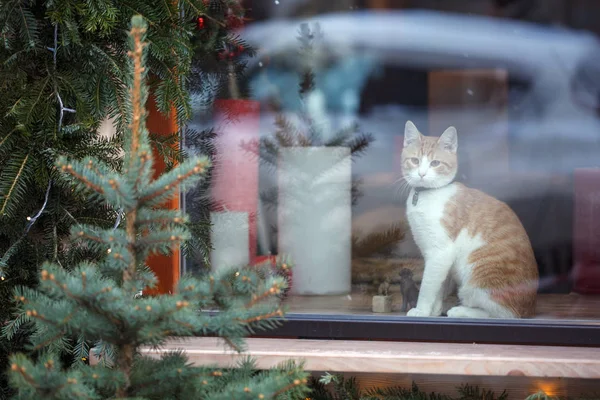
[399,181,409,196]
[393,177,412,199]
[392,179,404,197]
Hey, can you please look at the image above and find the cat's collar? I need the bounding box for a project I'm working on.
[412,186,430,206]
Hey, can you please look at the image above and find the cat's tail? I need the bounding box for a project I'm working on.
[490,278,539,318]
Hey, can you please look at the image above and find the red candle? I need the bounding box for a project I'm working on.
[211,99,260,264]
[573,168,600,294]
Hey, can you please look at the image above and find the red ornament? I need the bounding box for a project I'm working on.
[229,51,235,59]
[237,45,244,52]
[196,17,205,29]
[212,99,261,260]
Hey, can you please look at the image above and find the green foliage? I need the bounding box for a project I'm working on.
[523,392,596,400]
[310,374,512,400]
[257,117,374,171]
[0,0,252,396]
[7,16,308,399]
[263,21,373,153]
[311,374,600,400]
[244,22,374,215]
[0,0,251,270]
[352,223,407,259]
[362,383,452,400]
[454,385,508,400]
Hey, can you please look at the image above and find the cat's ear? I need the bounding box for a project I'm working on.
[438,126,458,153]
[404,120,421,147]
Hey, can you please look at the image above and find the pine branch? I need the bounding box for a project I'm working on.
[139,157,209,207]
[0,152,30,216]
[15,4,39,48]
[4,8,307,400]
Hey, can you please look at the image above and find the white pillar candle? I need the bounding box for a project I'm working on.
[210,211,249,273]
[278,147,352,295]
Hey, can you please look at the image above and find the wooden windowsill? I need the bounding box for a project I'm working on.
[141,338,600,379]
[282,292,600,320]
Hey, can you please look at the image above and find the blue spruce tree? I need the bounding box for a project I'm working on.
[7,16,308,400]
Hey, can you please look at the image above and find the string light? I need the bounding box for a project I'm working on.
[1,24,65,274]
[48,25,75,133]
[112,208,123,231]
[534,381,557,397]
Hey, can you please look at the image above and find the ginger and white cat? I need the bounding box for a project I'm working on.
[401,121,538,319]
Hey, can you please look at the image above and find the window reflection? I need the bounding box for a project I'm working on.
[184,0,600,321]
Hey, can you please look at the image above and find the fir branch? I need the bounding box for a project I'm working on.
[139,157,209,206]
[58,162,105,195]
[457,384,508,400]
[23,76,51,124]
[0,128,16,149]
[15,3,38,48]
[126,25,147,177]
[273,377,308,398]
[3,9,306,400]
[0,152,30,216]
[2,311,28,341]
[31,332,64,352]
[245,285,283,309]
[238,309,283,325]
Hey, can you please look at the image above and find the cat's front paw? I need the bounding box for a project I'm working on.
[406,308,430,317]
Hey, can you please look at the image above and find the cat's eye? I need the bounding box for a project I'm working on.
[430,160,440,167]
[410,158,420,165]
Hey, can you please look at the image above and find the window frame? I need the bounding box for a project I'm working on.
[261,313,600,346]
[177,4,600,348]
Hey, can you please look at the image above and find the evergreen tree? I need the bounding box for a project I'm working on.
[0,0,253,396]
[310,373,509,400]
[248,22,375,214]
[7,15,308,399]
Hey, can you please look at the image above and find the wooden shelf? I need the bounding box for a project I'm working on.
[141,338,600,379]
[283,292,600,320]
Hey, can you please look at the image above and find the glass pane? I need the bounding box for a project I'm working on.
[184,0,600,324]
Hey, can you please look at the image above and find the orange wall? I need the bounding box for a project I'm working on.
[145,95,180,295]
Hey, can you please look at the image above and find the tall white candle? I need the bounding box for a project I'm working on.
[210,211,249,273]
[278,147,352,295]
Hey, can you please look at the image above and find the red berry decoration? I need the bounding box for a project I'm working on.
[196,17,205,29]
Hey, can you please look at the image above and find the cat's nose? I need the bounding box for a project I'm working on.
[418,171,426,178]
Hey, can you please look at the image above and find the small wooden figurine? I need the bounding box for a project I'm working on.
[378,279,390,296]
[399,268,419,312]
[372,277,393,313]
